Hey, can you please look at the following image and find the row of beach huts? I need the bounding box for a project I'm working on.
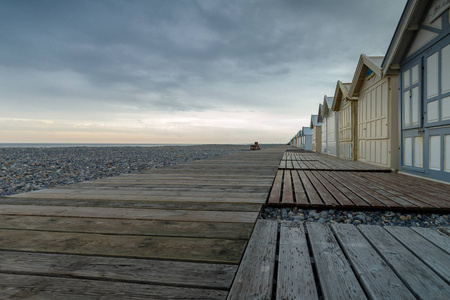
[289,0,450,183]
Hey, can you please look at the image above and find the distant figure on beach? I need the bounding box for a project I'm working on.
[250,142,260,150]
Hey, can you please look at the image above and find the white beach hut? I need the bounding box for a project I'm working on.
[301,127,313,151]
[382,0,450,182]
[321,95,339,156]
[310,114,322,153]
[332,81,357,160]
[349,54,399,169]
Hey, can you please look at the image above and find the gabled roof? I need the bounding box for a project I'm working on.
[332,81,352,111]
[322,95,334,116]
[317,104,323,123]
[310,115,322,129]
[381,0,430,76]
[302,126,312,136]
[349,54,384,97]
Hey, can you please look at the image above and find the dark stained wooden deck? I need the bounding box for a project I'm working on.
[269,151,450,212]
[0,146,287,299]
[228,220,450,300]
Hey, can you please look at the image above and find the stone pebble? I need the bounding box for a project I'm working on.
[0,144,261,197]
[262,207,449,228]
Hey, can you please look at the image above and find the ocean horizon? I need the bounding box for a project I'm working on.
[0,143,252,148]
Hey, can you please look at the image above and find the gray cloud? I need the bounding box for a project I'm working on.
[0,0,406,117]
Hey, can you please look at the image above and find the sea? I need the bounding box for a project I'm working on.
[0,143,196,148]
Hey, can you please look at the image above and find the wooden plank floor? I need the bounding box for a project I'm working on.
[229,220,450,300]
[280,151,391,171]
[269,151,450,212]
[0,146,287,299]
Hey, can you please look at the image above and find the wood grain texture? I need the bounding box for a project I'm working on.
[384,226,450,283]
[0,273,227,300]
[306,223,367,300]
[0,251,237,289]
[0,229,246,263]
[412,227,450,255]
[359,225,450,300]
[0,205,258,223]
[0,215,253,239]
[277,223,318,300]
[227,220,278,300]
[332,224,415,299]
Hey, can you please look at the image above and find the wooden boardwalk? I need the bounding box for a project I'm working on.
[280,151,390,171]
[270,151,450,212]
[229,220,450,300]
[0,146,286,299]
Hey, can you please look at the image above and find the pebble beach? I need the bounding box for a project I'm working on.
[0,144,248,197]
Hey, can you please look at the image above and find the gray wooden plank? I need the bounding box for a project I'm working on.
[0,205,258,223]
[331,224,415,299]
[412,227,450,255]
[227,220,278,300]
[384,226,450,284]
[0,251,236,289]
[0,229,246,263]
[0,273,227,300]
[306,223,367,300]
[277,223,318,300]
[359,225,450,300]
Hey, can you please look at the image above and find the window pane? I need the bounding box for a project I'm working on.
[427,100,439,122]
[404,91,410,126]
[411,86,419,125]
[427,52,439,99]
[404,69,410,88]
[404,137,412,166]
[442,44,450,94]
[414,136,423,167]
[411,64,419,84]
[442,96,450,120]
[429,135,441,170]
[445,135,450,172]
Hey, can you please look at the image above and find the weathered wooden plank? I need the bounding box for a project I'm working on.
[313,171,355,208]
[282,170,294,205]
[332,224,415,299]
[0,215,253,240]
[304,171,338,207]
[0,273,227,300]
[0,250,236,289]
[227,220,278,300]
[297,171,323,206]
[306,223,366,300]
[291,170,309,205]
[359,225,450,299]
[384,226,450,283]
[268,170,283,205]
[412,227,450,255]
[277,223,318,300]
[0,198,264,212]
[0,229,246,263]
[0,205,258,223]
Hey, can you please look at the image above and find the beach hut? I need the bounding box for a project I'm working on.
[321,95,339,156]
[348,54,399,169]
[310,114,322,153]
[382,0,450,182]
[332,81,357,160]
[301,127,313,151]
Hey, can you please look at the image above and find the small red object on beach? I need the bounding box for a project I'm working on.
[250,142,260,150]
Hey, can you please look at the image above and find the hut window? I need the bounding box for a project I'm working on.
[404,137,412,166]
[442,96,450,120]
[429,135,441,170]
[442,44,450,94]
[445,135,450,172]
[427,100,439,122]
[414,136,423,168]
[427,52,439,99]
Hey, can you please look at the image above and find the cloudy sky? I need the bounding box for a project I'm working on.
[0,0,407,144]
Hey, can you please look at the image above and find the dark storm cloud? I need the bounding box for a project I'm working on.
[0,0,406,111]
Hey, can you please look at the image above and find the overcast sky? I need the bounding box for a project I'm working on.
[0,0,407,144]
